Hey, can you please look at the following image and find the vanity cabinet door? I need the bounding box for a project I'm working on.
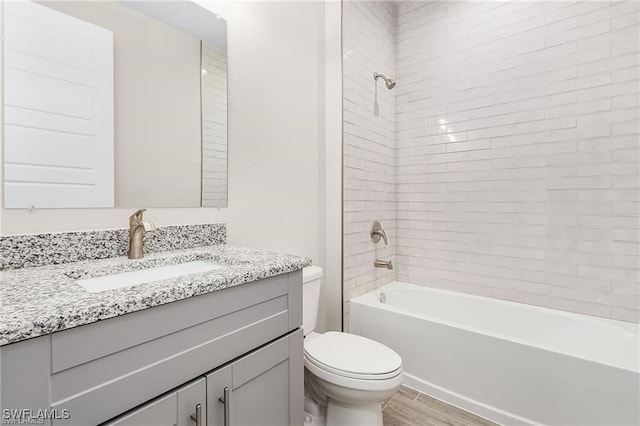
[206,365,232,426]
[231,352,290,426]
[206,330,303,426]
[104,378,206,426]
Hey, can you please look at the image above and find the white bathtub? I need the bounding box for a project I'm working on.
[350,282,640,426]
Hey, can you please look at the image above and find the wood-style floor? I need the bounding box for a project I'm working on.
[383,386,500,426]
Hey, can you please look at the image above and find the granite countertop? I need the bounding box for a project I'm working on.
[0,246,312,346]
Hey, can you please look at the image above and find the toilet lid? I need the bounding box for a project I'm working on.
[304,332,402,379]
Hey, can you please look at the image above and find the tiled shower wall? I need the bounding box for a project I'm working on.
[394,1,640,322]
[343,0,395,329]
[344,0,639,325]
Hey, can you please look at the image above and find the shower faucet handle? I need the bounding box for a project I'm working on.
[371,221,388,245]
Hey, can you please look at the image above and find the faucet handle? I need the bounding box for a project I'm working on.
[129,209,147,226]
[141,220,157,232]
[370,221,388,245]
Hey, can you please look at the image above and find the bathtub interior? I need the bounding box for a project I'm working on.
[352,282,639,373]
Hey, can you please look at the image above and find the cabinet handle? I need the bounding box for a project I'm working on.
[190,403,202,426]
[218,386,230,426]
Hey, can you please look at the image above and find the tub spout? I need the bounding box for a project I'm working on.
[374,259,393,270]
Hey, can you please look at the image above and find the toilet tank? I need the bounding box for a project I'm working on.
[302,266,323,336]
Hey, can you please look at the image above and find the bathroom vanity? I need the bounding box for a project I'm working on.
[0,228,310,426]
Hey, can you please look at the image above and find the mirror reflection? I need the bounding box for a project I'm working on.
[3,0,228,209]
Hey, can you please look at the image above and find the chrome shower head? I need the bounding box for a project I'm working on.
[374,72,396,90]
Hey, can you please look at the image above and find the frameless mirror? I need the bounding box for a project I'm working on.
[2,0,228,209]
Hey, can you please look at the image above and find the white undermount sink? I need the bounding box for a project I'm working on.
[77,260,225,293]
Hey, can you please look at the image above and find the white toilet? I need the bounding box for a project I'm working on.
[303,266,403,426]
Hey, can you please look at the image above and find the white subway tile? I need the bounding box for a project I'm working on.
[613,39,640,57]
[613,202,640,216]
[612,13,640,31]
[544,273,610,293]
[518,117,577,134]
[612,94,639,111]
[446,139,491,153]
[579,135,639,152]
[612,148,640,162]
[613,174,640,188]
[579,265,639,283]
[613,228,640,242]
[576,124,611,139]
[612,280,640,295]
[346,0,640,324]
[548,176,612,190]
[578,240,639,255]
[612,120,640,135]
[612,25,640,44]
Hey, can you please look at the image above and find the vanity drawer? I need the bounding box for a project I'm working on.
[51,295,288,401]
[51,273,291,373]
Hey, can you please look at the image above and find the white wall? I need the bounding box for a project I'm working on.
[394,1,640,322]
[342,0,396,329]
[214,0,342,332]
[211,0,323,260]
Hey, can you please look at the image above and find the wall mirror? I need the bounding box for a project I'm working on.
[3,0,228,209]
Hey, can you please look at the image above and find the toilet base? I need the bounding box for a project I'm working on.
[326,400,383,426]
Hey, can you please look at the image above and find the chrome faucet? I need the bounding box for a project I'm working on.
[374,259,393,270]
[128,209,156,259]
[370,221,388,245]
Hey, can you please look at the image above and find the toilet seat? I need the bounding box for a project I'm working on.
[304,332,402,381]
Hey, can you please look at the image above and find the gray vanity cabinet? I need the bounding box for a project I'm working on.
[0,270,303,426]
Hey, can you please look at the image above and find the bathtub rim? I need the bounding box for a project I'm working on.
[350,281,640,374]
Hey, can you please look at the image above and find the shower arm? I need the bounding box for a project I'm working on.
[373,72,396,90]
